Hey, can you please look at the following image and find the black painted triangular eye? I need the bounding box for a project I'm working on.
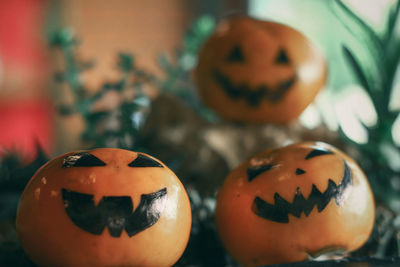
[62,152,106,168]
[248,164,274,182]
[296,168,306,175]
[226,45,244,63]
[275,49,290,64]
[305,148,333,160]
[128,154,163,168]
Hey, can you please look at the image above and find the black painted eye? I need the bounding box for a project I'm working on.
[248,164,274,182]
[62,152,106,168]
[275,49,290,64]
[296,168,306,175]
[305,148,334,160]
[226,45,244,63]
[128,154,163,168]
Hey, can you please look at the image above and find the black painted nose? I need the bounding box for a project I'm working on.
[296,168,306,175]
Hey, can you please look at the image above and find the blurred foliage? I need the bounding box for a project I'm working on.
[50,15,216,151]
[0,147,48,220]
[156,15,217,121]
[332,0,400,213]
[50,28,152,149]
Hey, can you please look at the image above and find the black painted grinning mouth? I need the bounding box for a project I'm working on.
[62,188,167,237]
[212,69,297,107]
[251,161,353,223]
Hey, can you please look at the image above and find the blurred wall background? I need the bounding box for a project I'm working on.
[0,0,398,159]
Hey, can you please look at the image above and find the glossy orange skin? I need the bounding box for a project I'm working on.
[216,142,375,266]
[16,148,191,267]
[195,16,327,123]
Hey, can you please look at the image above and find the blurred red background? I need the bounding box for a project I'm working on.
[0,0,52,161]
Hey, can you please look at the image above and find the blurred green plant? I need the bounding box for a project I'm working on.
[50,15,216,151]
[157,15,216,119]
[332,0,400,212]
[0,147,48,219]
[49,29,152,149]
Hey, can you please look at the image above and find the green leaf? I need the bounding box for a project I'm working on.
[332,0,383,50]
[157,53,172,71]
[182,15,215,54]
[49,28,77,47]
[75,98,94,115]
[332,0,386,86]
[194,15,216,36]
[118,53,135,72]
[342,46,373,95]
[385,0,400,43]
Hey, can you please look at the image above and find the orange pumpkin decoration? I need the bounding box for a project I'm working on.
[195,16,327,123]
[215,142,374,266]
[16,148,192,267]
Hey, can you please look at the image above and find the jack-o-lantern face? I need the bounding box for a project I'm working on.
[216,142,374,266]
[195,16,327,123]
[16,148,191,267]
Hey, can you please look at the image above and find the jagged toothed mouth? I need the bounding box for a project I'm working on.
[212,69,297,107]
[251,161,353,223]
[62,188,167,237]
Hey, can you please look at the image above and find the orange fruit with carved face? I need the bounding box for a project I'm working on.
[215,142,374,266]
[195,16,327,123]
[16,148,191,267]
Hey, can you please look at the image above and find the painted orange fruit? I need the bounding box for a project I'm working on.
[16,148,192,267]
[195,16,327,123]
[216,142,374,266]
